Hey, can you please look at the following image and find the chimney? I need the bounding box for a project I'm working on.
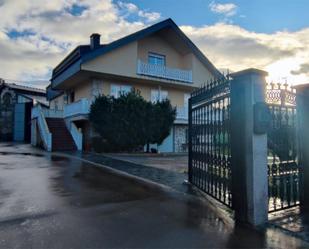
[90,33,101,50]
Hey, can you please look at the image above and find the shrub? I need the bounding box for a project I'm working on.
[89,90,176,152]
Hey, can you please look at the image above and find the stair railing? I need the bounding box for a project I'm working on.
[34,104,52,151]
[67,121,83,151]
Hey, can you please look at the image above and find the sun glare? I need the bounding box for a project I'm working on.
[266,59,308,86]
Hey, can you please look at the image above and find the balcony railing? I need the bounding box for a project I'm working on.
[137,60,193,83]
[64,98,90,118]
[42,108,64,118]
[176,106,188,120]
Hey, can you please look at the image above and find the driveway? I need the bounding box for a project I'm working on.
[106,153,188,173]
[0,143,307,248]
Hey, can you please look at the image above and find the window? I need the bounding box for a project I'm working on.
[184,93,190,107]
[148,53,165,66]
[151,89,168,103]
[110,84,132,98]
[69,91,75,103]
[91,79,103,101]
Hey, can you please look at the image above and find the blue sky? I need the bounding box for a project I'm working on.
[0,0,308,87]
[120,0,309,33]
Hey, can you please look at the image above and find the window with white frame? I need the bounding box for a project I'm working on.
[184,93,190,107]
[91,79,103,101]
[148,52,165,66]
[110,84,132,98]
[151,89,168,103]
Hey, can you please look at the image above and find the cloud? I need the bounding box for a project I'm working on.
[209,1,237,17]
[138,10,161,22]
[0,0,160,86]
[0,0,309,87]
[117,1,161,23]
[181,23,309,84]
[291,63,309,76]
[117,1,138,13]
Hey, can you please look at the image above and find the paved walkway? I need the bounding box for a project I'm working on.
[106,153,188,173]
[66,152,190,194]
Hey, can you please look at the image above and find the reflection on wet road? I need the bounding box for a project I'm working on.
[0,143,307,248]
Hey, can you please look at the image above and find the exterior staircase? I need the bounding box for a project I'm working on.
[46,118,77,151]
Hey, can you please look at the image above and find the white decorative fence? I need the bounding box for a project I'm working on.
[176,106,189,120]
[137,60,193,83]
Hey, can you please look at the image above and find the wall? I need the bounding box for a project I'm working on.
[137,35,190,70]
[81,32,216,88]
[13,103,25,141]
[82,41,138,79]
[158,127,174,152]
[192,56,214,87]
[69,78,191,107]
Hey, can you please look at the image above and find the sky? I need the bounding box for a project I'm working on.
[0,0,309,88]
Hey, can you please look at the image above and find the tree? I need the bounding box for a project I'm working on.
[89,90,176,152]
[145,99,176,152]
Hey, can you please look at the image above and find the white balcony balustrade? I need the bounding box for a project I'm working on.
[137,60,193,83]
[64,98,90,118]
[42,108,63,118]
[176,106,188,120]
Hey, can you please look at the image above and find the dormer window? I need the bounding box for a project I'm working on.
[148,52,165,66]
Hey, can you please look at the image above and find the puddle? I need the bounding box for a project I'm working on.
[0,151,44,157]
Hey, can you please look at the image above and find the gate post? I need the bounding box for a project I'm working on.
[230,68,269,226]
[188,97,193,182]
[295,84,309,207]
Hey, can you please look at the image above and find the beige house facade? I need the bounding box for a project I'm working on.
[32,18,221,152]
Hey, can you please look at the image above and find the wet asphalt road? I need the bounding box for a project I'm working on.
[0,143,308,249]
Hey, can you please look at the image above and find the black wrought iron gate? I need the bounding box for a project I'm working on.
[266,83,301,212]
[189,79,302,213]
[189,77,232,208]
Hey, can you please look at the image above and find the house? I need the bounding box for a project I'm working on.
[0,79,47,142]
[31,18,221,152]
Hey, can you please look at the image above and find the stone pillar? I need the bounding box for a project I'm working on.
[295,84,309,206]
[230,68,269,226]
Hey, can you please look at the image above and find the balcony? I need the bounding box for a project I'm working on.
[137,60,193,83]
[64,98,90,118]
[176,106,188,122]
[32,105,63,119]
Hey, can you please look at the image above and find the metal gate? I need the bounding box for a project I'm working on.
[189,76,232,208]
[266,83,301,212]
